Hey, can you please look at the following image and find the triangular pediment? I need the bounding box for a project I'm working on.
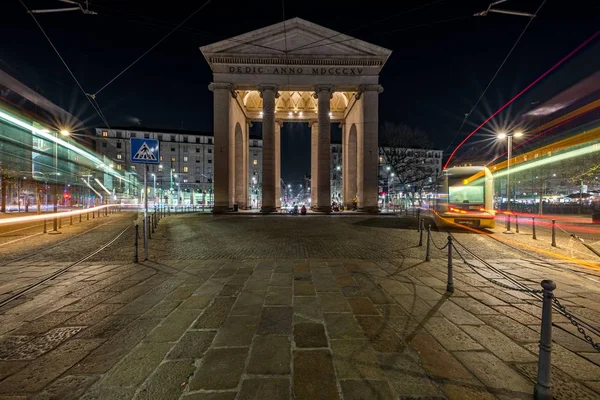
[201,17,391,65]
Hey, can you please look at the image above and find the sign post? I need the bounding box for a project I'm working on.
[130,138,160,261]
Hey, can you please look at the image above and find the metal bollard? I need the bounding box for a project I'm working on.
[148,216,152,239]
[418,218,424,247]
[447,235,454,293]
[515,215,519,233]
[506,213,511,232]
[43,219,47,233]
[151,214,155,234]
[532,217,537,240]
[92,210,95,219]
[70,215,73,226]
[534,280,556,400]
[134,223,139,263]
[551,220,556,247]
[425,224,431,262]
[417,209,421,232]
[79,213,82,223]
[87,212,89,221]
[58,217,62,229]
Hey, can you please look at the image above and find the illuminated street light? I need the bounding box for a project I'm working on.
[60,130,70,136]
[497,130,525,233]
[336,165,341,171]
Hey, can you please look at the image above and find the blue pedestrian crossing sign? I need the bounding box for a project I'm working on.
[130,138,160,164]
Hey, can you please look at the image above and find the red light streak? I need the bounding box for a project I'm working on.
[444,30,600,170]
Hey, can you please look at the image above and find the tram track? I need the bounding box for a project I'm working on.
[0,218,135,309]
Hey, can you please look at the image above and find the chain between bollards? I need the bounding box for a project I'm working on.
[551,219,557,247]
[446,235,454,293]
[425,224,431,262]
[534,280,556,400]
[133,222,139,263]
[532,217,537,240]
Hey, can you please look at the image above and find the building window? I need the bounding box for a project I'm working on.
[117,154,122,160]
[195,167,201,173]
[253,140,258,147]
[116,142,122,149]
[144,133,150,138]
[196,148,200,153]
[183,146,188,153]
[158,134,163,141]
[253,159,258,165]
[208,148,212,154]
[158,166,163,172]
[102,142,107,148]
[171,147,175,152]
[196,137,201,143]
[183,156,188,162]
[183,166,189,172]
[208,159,212,164]
[102,131,108,137]
[165,135,171,141]
[171,157,176,162]
[208,138,213,144]
[117,132,123,138]
[172,168,175,172]
[116,164,122,170]
[160,156,163,161]
[183,179,188,183]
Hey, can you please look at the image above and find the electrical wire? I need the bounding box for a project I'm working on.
[288,0,449,53]
[443,0,547,160]
[92,0,213,97]
[18,0,111,129]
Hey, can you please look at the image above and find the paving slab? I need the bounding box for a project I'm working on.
[246,335,291,374]
[190,347,248,390]
[293,350,338,400]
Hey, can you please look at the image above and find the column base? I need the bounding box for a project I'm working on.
[360,206,380,214]
[314,206,332,213]
[260,206,277,214]
[212,206,230,214]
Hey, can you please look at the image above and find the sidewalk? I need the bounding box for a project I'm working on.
[0,255,598,399]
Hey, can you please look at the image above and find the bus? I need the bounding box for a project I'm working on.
[431,166,495,229]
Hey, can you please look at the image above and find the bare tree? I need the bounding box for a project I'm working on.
[379,122,435,190]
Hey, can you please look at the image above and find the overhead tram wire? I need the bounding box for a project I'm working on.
[18,0,112,129]
[287,0,450,53]
[86,2,286,54]
[91,0,214,98]
[289,14,470,53]
[442,0,548,168]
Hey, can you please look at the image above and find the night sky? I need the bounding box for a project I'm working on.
[1,0,598,183]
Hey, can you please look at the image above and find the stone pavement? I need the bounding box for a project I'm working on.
[0,215,599,399]
[0,256,598,399]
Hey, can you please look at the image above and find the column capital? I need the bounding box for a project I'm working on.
[275,119,284,127]
[208,82,237,98]
[307,120,318,127]
[356,84,383,99]
[257,84,280,98]
[246,119,254,128]
[313,85,335,99]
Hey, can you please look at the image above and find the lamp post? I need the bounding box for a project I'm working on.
[49,129,70,234]
[497,130,523,233]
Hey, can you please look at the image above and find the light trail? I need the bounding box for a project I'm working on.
[444,30,600,170]
[0,205,117,226]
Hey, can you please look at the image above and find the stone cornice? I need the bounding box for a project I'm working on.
[207,56,384,67]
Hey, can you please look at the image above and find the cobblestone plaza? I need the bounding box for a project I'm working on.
[0,213,598,399]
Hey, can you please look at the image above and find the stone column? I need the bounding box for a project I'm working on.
[275,120,282,209]
[259,84,278,213]
[310,120,318,209]
[358,84,383,213]
[209,82,234,213]
[314,85,334,213]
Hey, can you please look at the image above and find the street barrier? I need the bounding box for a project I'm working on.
[421,228,600,399]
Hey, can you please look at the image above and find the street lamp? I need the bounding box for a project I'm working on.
[48,130,69,234]
[497,130,523,233]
